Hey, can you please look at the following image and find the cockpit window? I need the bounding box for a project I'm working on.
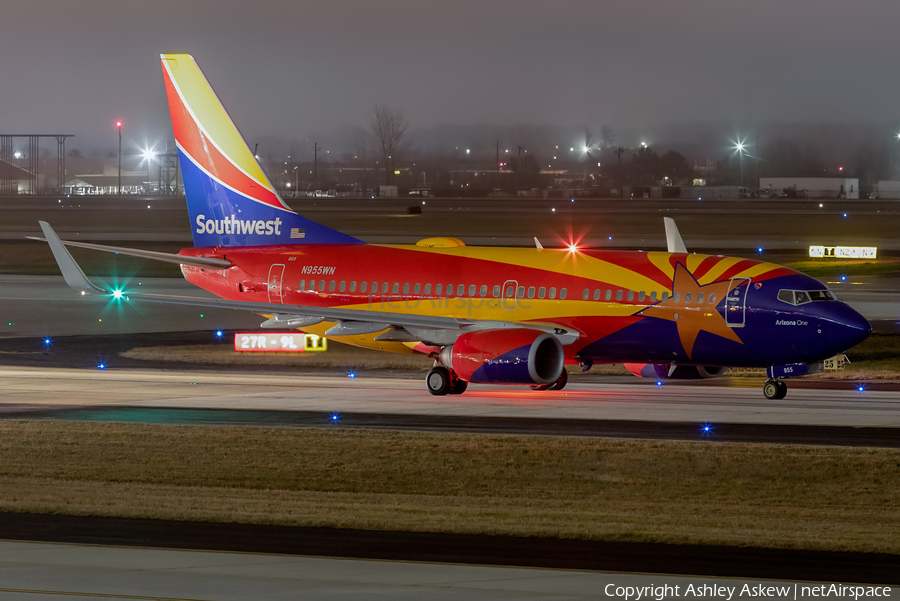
[777,289,837,306]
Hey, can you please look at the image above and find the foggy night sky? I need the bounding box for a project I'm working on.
[2,0,899,154]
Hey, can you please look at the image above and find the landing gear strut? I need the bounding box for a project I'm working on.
[530,369,568,391]
[763,378,787,400]
[426,366,467,396]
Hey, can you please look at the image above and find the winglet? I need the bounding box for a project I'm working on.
[39,221,98,293]
[663,217,687,253]
[534,237,543,251]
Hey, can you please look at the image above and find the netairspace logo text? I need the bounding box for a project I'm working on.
[603,583,893,601]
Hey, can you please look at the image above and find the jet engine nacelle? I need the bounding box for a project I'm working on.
[441,328,564,385]
[624,363,727,380]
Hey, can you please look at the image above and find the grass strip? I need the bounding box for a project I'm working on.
[0,421,897,553]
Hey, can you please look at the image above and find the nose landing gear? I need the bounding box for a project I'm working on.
[763,378,787,400]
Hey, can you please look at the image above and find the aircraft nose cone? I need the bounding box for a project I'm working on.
[830,304,871,352]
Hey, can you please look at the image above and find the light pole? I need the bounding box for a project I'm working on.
[116,120,123,194]
[733,140,746,188]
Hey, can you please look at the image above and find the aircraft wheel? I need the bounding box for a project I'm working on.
[426,366,452,396]
[448,376,468,395]
[775,379,788,399]
[763,379,787,400]
[549,369,568,391]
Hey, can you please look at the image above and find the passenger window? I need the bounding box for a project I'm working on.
[560,288,567,299]
[393,283,400,294]
[616,290,623,301]
[708,292,716,304]
[350,281,356,292]
[479,285,487,297]
[360,282,367,293]
[593,289,601,301]
[538,287,546,299]
[414,283,421,294]
[457,284,465,296]
[638,291,645,302]
[517,286,525,298]
[549,287,557,299]
[662,291,669,301]
[403,283,410,294]
[383,282,389,293]
[528,286,535,298]
[583,289,589,300]
[436,284,443,295]
[424,283,431,295]
[329,280,336,292]
[319,280,325,290]
[469,284,476,296]
[339,281,346,292]
[307,280,315,291]
[493,285,501,297]
[673,291,681,303]
[298,280,306,291]
[697,292,703,303]
[605,290,612,301]
[685,292,692,303]
[447,283,454,295]
[650,291,657,302]
[627,290,634,302]
[505,284,514,297]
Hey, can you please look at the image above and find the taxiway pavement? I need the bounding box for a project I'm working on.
[2,366,897,428]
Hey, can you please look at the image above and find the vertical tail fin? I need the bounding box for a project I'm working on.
[160,54,361,247]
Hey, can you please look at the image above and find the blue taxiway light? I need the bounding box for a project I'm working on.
[655,379,663,387]
[97,362,106,370]
[330,413,340,422]
[757,247,764,254]
[43,338,51,345]
[700,423,713,436]
[840,274,847,282]
[215,330,223,338]
[857,383,866,392]
[843,213,848,218]
[347,370,357,379]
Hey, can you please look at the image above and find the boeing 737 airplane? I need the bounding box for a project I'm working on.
[38,54,871,399]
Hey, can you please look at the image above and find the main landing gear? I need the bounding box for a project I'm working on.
[530,369,568,392]
[763,378,788,400]
[426,366,467,396]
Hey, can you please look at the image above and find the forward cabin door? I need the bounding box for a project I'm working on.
[501,279,518,310]
[268,264,286,304]
[725,277,751,327]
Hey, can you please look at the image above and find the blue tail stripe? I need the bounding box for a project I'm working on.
[180,148,363,247]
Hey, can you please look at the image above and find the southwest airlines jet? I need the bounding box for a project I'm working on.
[39,54,871,400]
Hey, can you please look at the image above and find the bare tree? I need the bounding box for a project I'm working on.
[370,103,407,186]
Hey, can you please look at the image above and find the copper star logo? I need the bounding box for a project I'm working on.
[635,262,744,359]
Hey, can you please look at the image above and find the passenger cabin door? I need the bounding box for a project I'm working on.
[501,279,518,310]
[725,277,751,327]
[268,264,286,304]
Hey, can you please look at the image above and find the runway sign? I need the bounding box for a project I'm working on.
[809,246,877,259]
[235,333,327,352]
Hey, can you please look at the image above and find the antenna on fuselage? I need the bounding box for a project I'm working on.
[664,217,687,253]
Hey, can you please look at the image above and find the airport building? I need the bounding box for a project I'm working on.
[759,177,859,199]
[873,180,900,199]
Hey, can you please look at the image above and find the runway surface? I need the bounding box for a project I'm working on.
[2,366,898,430]
[1,540,893,600]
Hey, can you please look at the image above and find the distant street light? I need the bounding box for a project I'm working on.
[733,139,746,188]
[141,148,156,193]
